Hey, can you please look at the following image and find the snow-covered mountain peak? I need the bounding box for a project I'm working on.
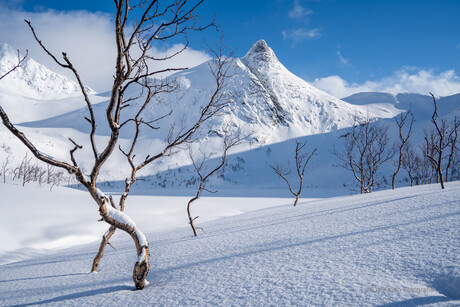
[0,43,25,73]
[138,40,402,146]
[22,39,402,147]
[0,42,19,59]
[0,42,95,100]
[242,39,280,68]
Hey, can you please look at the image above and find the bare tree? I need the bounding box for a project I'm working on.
[91,38,231,274]
[1,155,12,183]
[0,1,225,290]
[11,153,32,185]
[271,141,316,206]
[20,154,34,186]
[46,164,55,184]
[401,144,421,186]
[0,47,28,186]
[333,118,394,193]
[444,116,459,182]
[392,110,414,189]
[451,147,460,181]
[423,112,459,186]
[187,127,247,236]
[418,141,437,184]
[49,169,65,191]
[426,93,449,189]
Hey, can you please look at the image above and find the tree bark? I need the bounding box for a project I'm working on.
[96,194,150,290]
[293,194,300,207]
[392,147,403,190]
[187,195,199,237]
[91,226,116,272]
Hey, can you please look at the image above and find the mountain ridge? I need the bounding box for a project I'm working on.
[1,40,459,188]
[343,91,460,118]
[0,42,95,100]
[16,40,402,144]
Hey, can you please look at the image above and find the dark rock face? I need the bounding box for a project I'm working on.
[251,40,270,54]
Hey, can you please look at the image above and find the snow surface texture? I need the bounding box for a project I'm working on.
[0,182,459,306]
[0,182,285,265]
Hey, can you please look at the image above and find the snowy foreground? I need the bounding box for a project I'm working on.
[0,183,459,306]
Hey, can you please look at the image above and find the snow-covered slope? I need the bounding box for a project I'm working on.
[17,40,401,145]
[0,43,103,170]
[238,40,385,135]
[0,182,459,305]
[0,40,402,184]
[0,42,95,100]
[153,40,401,144]
[1,41,458,191]
[343,91,460,119]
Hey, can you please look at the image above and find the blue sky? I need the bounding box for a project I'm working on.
[1,0,459,97]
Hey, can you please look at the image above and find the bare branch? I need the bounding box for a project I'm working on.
[186,125,249,236]
[272,140,316,205]
[0,49,28,81]
[427,93,446,189]
[25,20,98,160]
[0,107,80,176]
[392,110,415,189]
[0,0,221,291]
[333,117,394,193]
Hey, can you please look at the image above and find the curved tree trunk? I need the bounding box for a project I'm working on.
[96,194,150,290]
[91,193,127,271]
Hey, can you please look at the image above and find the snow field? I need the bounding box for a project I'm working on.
[0,182,458,306]
[0,181,288,265]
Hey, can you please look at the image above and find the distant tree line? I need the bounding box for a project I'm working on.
[0,152,70,189]
[270,92,459,199]
[333,93,459,193]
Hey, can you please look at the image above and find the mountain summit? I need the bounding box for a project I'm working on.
[243,39,279,65]
[0,42,95,100]
[136,39,402,144]
[0,42,18,58]
[223,40,400,141]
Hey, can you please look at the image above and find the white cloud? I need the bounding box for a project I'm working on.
[336,50,350,66]
[0,7,210,92]
[281,28,321,46]
[147,44,211,77]
[288,0,313,20]
[312,68,460,98]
